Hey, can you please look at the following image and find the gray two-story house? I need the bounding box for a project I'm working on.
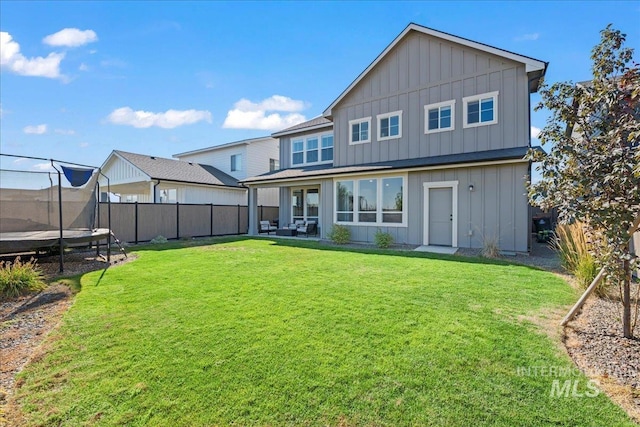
[243,23,547,253]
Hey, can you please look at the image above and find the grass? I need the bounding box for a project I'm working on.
[11,238,636,426]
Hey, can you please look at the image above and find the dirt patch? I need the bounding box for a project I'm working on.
[0,249,132,426]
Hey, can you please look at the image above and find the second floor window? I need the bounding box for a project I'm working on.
[377,111,402,141]
[463,91,498,128]
[425,100,455,134]
[349,117,371,144]
[231,154,242,171]
[292,133,333,166]
[269,158,279,172]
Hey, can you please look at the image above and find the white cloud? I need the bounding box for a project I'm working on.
[23,124,48,134]
[223,95,308,130]
[515,33,540,42]
[107,107,212,129]
[1,32,65,79]
[531,126,541,139]
[33,163,54,171]
[43,28,98,47]
[55,128,76,135]
[79,62,89,71]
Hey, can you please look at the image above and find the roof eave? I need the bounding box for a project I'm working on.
[271,122,334,138]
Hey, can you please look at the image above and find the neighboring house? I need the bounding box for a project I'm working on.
[174,136,279,206]
[242,23,547,253]
[100,150,246,205]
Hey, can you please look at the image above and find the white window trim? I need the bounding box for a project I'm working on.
[333,174,408,227]
[290,132,333,166]
[423,181,459,247]
[424,100,456,134]
[462,91,499,128]
[230,153,242,172]
[377,110,403,141]
[349,117,372,145]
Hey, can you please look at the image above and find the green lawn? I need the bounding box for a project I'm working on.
[12,238,635,426]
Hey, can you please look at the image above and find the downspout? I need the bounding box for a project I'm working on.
[153,180,160,203]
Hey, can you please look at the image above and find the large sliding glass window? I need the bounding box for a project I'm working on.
[292,188,319,223]
[335,176,406,226]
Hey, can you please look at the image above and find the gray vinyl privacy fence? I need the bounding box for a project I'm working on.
[98,202,278,244]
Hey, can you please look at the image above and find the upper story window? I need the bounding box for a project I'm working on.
[291,132,333,166]
[425,100,455,134]
[269,158,279,172]
[463,91,498,128]
[230,154,242,171]
[349,117,371,144]
[377,111,402,141]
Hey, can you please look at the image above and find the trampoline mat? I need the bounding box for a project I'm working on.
[0,228,111,254]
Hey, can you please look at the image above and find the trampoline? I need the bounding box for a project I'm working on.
[0,154,117,272]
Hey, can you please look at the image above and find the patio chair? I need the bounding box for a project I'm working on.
[296,220,317,237]
[259,220,277,234]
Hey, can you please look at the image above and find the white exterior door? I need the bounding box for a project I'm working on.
[423,181,458,247]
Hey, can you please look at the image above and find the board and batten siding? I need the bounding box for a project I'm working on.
[101,156,148,186]
[331,31,531,167]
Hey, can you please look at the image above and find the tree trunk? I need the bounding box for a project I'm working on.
[623,259,632,338]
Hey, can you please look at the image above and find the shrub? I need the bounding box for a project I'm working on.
[0,257,46,299]
[150,235,168,244]
[374,229,394,249]
[481,235,500,258]
[553,222,601,292]
[327,224,350,245]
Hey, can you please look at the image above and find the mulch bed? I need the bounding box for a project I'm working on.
[0,241,638,423]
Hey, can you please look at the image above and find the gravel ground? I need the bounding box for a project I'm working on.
[0,249,130,426]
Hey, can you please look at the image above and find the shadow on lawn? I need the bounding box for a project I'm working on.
[129,235,544,271]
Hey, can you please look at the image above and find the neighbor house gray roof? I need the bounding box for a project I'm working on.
[113,150,241,188]
[271,116,333,138]
[241,146,533,184]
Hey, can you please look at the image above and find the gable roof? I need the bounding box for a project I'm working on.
[109,150,241,188]
[323,22,548,118]
[271,116,333,138]
[173,135,275,158]
[242,146,532,185]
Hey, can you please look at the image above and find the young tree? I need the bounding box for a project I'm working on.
[528,25,640,338]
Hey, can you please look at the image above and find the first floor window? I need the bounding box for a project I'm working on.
[377,111,402,140]
[336,181,354,222]
[335,176,405,225]
[425,100,455,133]
[463,91,498,128]
[349,117,371,144]
[231,154,242,171]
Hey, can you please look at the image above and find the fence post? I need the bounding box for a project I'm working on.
[237,204,241,235]
[176,201,180,240]
[259,205,263,222]
[210,203,214,237]
[135,202,139,244]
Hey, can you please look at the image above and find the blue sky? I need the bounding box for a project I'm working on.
[1,1,638,172]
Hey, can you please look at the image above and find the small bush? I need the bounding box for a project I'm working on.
[0,257,46,299]
[374,229,394,249]
[327,224,351,245]
[150,235,168,244]
[481,235,500,258]
[553,222,601,292]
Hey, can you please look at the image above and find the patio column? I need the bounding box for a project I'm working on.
[247,186,258,235]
